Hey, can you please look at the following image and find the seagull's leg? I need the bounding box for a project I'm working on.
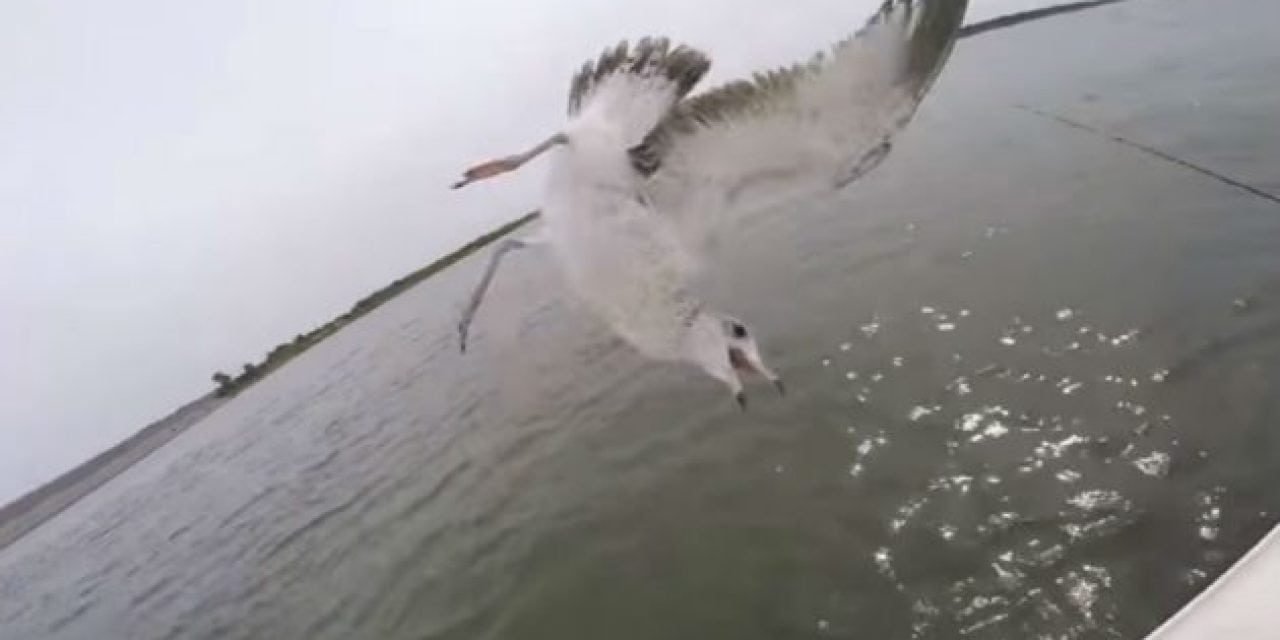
[458,230,546,353]
[451,133,567,190]
[835,138,892,189]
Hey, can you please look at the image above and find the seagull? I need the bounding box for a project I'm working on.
[451,0,968,408]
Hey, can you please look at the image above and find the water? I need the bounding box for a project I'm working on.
[4,1,1280,638]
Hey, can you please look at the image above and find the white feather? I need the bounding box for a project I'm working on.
[543,126,698,361]
[643,0,968,248]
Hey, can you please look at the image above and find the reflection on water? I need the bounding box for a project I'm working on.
[824,302,1213,638]
[3,1,1280,639]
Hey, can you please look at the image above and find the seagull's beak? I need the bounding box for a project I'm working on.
[728,347,755,373]
[729,346,784,395]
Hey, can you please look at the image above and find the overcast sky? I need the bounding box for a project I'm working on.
[0,0,1050,504]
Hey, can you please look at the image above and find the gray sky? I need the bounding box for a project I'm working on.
[0,0,1046,504]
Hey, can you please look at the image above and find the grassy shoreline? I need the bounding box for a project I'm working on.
[210,211,538,398]
[0,212,536,552]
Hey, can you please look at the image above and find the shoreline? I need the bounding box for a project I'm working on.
[0,393,227,552]
[0,212,536,553]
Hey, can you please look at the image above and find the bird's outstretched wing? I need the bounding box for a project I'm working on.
[565,37,711,147]
[632,0,969,241]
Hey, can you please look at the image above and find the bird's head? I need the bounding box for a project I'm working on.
[684,311,783,409]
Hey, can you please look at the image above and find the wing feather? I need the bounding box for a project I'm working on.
[633,0,969,240]
[565,37,711,146]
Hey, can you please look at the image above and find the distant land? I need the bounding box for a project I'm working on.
[208,211,537,398]
[0,394,226,552]
[0,212,535,552]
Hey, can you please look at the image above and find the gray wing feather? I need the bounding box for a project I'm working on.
[632,0,968,197]
[566,37,711,117]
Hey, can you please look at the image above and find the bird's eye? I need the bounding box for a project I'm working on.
[731,323,747,339]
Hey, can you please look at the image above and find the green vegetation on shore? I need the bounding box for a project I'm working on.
[211,211,539,397]
[0,213,538,550]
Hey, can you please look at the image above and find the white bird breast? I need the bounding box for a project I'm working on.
[542,170,699,361]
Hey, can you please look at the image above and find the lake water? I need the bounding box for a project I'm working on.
[3,1,1279,638]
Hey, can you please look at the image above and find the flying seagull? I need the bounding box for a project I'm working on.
[452,0,968,407]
